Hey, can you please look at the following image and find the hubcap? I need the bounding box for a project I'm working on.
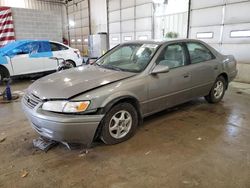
[109,110,132,139]
[213,80,224,99]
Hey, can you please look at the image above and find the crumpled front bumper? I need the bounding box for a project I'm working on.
[21,98,104,146]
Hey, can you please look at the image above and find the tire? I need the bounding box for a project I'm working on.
[100,103,138,145]
[65,60,76,68]
[58,60,76,71]
[0,67,9,83]
[205,76,226,103]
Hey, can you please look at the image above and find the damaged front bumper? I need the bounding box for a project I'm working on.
[21,97,104,146]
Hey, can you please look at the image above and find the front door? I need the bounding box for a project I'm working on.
[10,41,56,75]
[146,43,193,115]
[10,42,44,75]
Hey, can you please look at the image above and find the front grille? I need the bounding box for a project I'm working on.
[23,93,42,109]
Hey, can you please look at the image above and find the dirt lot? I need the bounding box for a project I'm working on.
[0,79,250,188]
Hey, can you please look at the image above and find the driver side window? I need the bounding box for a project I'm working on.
[156,44,185,69]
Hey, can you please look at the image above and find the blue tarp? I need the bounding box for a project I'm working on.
[0,40,53,64]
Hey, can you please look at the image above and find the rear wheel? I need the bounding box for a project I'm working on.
[65,60,76,68]
[100,103,138,145]
[205,76,226,103]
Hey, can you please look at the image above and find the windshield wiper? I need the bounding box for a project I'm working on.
[101,64,123,71]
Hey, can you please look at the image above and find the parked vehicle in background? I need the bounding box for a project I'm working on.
[0,40,82,81]
[22,39,237,146]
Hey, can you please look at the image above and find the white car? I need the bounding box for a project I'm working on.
[0,40,82,81]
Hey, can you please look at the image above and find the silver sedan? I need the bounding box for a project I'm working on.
[22,39,238,146]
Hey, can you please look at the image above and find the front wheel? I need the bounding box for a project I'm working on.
[205,76,226,103]
[0,68,9,84]
[100,103,138,145]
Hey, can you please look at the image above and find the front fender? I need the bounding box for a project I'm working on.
[101,91,139,108]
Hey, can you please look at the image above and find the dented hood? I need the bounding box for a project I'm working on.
[28,65,136,99]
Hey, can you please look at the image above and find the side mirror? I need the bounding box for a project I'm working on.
[151,64,170,74]
[12,48,23,54]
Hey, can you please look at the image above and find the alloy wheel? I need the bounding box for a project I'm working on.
[109,110,132,139]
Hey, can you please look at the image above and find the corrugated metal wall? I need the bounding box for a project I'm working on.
[189,0,250,83]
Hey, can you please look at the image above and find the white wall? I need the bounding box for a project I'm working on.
[12,8,62,42]
[0,0,67,40]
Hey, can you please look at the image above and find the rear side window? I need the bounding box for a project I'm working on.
[50,42,68,51]
[187,42,214,64]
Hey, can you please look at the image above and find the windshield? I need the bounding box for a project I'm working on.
[95,43,159,72]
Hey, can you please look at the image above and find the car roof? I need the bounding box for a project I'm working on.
[122,38,203,46]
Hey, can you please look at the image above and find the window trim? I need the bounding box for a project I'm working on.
[50,42,69,51]
[185,42,216,65]
[155,42,189,70]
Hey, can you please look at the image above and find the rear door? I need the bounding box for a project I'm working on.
[43,42,69,71]
[146,43,193,115]
[185,42,219,98]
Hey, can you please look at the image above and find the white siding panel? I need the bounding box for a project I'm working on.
[81,9,89,18]
[190,26,222,44]
[222,23,250,44]
[109,0,120,11]
[136,18,152,31]
[224,2,250,24]
[136,31,152,40]
[190,6,223,27]
[226,0,248,3]
[109,33,120,47]
[122,32,135,42]
[121,0,135,8]
[82,27,89,35]
[136,0,152,5]
[121,7,134,20]
[136,3,152,18]
[109,22,121,33]
[121,20,135,32]
[82,18,89,27]
[109,10,120,22]
[80,0,88,8]
[191,0,224,9]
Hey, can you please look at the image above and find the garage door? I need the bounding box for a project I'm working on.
[189,0,250,82]
[67,0,90,55]
[108,0,153,48]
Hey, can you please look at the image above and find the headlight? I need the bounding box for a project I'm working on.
[42,101,90,113]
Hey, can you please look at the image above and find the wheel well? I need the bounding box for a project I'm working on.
[65,59,76,67]
[104,97,142,120]
[93,97,143,141]
[0,65,10,77]
[218,73,228,89]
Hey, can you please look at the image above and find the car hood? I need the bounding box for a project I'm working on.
[28,65,136,99]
